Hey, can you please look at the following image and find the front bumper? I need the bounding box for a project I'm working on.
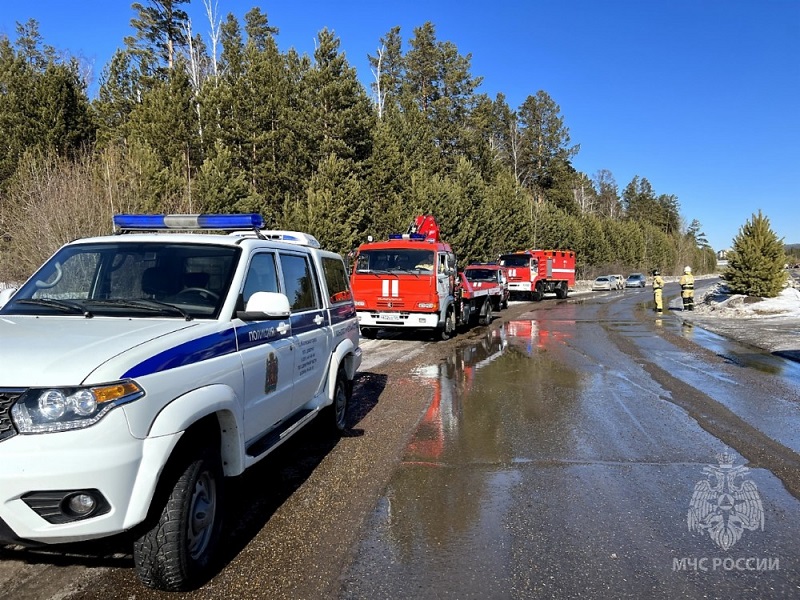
[0,410,179,545]
[508,282,532,292]
[357,310,440,329]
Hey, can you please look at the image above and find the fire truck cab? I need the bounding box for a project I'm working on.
[350,216,459,340]
[463,263,509,310]
[499,249,576,301]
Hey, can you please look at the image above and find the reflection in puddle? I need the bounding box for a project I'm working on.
[407,328,507,466]
[506,318,573,354]
[405,320,578,465]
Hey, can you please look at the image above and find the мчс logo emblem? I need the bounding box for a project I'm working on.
[687,452,764,550]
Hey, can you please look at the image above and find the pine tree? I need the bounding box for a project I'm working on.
[479,170,529,259]
[515,90,579,216]
[193,140,250,212]
[242,7,301,217]
[125,0,190,77]
[724,211,786,297]
[94,50,140,147]
[361,109,415,240]
[403,22,482,169]
[304,29,374,165]
[368,26,404,118]
[593,169,622,220]
[126,63,198,174]
[292,154,365,255]
[0,21,95,189]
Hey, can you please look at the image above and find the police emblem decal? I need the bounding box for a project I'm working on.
[687,452,764,550]
[265,352,279,394]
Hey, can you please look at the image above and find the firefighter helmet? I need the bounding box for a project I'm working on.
[652,269,660,276]
[684,266,692,274]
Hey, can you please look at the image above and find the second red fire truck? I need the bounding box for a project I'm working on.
[499,249,576,301]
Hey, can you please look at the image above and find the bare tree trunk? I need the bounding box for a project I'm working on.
[183,20,204,144]
[371,46,386,119]
[203,0,221,79]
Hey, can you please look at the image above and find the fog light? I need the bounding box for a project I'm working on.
[66,493,97,516]
[22,489,111,523]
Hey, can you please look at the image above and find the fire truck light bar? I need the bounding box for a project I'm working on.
[388,233,426,241]
[113,214,265,232]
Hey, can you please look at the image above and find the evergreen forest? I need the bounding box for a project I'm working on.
[0,0,719,283]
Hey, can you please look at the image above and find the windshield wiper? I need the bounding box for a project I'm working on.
[396,268,420,278]
[92,299,193,321]
[16,298,93,318]
[360,269,396,278]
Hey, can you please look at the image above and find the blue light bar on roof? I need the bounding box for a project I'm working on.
[388,232,426,241]
[113,213,264,232]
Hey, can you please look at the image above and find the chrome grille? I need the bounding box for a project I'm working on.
[376,301,407,309]
[0,389,23,442]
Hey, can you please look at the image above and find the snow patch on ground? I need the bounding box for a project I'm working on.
[694,282,800,319]
[681,278,800,358]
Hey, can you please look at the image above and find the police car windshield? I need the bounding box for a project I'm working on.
[356,249,435,273]
[1,242,239,319]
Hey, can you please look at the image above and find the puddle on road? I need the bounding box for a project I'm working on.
[405,319,581,469]
[345,321,585,597]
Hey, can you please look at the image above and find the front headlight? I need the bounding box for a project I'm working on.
[11,381,144,433]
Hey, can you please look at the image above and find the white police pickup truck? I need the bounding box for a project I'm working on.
[0,214,361,591]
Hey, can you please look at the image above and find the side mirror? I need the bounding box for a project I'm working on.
[0,287,17,309]
[237,291,291,321]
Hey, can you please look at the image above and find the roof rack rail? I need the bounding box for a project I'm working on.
[228,229,321,248]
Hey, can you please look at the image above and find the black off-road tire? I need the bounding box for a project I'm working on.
[360,327,377,339]
[324,366,350,433]
[434,306,455,341]
[555,283,567,299]
[532,283,544,302]
[479,301,493,326]
[133,448,224,591]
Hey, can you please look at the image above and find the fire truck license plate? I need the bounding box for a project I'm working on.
[378,313,402,321]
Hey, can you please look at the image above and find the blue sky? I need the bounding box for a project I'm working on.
[2,0,798,251]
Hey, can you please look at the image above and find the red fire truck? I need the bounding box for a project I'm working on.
[499,249,576,301]
[350,215,497,340]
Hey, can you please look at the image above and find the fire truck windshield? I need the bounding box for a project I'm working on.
[465,269,497,281]
[356,249,435,273]
[499,254,531,268]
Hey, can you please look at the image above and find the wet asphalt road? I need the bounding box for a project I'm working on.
[3,282,800,599]
[341,283,800,599]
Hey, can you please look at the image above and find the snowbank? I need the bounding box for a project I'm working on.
[693,283,800,319]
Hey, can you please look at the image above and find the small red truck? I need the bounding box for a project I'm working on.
[349,215,497,340]
[499,249,576,301]
[463,263,509,310]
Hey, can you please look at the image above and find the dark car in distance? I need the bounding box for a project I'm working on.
[625,273,647,288]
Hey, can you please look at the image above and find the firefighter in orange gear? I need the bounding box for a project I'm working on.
[652,269,664,313]
[680,266,695,310]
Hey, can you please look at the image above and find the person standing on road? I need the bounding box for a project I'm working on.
[680,266,695,311]
[652,269,664,314]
